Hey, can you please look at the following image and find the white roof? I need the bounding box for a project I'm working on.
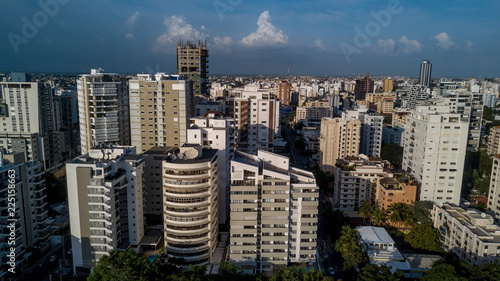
[356,226,395,245]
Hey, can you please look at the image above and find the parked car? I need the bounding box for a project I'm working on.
[50,255,57,262]
[328,267,335,276]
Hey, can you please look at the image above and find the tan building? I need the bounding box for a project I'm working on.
[383,79,393,92]
[487,126,500,156]
[375,175,418,210]
[365,93,395,115]
[176,41,208,96]
[129,73,193,154]
[392,108,410,128]
[319,117,361,173]
[230,150,318,274]
[77,69,130,154]
[295,106,333,122]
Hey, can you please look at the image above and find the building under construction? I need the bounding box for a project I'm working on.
[176,40,209,97]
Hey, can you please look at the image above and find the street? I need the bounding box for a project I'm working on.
[18,235,72,281]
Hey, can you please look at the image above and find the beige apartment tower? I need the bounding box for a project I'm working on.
[319,117,361,173]
[77,69,130,154]
[230,150,319,274]
[129,73,193,154]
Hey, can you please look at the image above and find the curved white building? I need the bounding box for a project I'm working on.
[162,145,218,266]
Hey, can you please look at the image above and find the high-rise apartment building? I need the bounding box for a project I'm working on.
[54,90,80,160]
[229,150,318,274]
[354,76,374,101]
[319,117,361,173]
[419,60,432,87]
[77,69,130,154]
[360,114,383,158]
[187,112,234,224]
[487,126,500,156]
[129,73,193,154]
[66,146,145,273]
[383,79,393,92]
[278,80,290,106]
[334,156,386,211]
[176,41,208,97]
[437,91,483,152]
[161,145,218,266]
[228,85,280,154]
[402,106,468,205]
[488,155,500,221]
[0,152,50,278]
[0,76,62,170]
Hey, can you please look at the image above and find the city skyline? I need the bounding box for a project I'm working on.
[2,0,500,77]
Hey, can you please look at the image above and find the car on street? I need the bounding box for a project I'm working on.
[50,255,57,262]
[328,267,335,276]
[67,249,72,255]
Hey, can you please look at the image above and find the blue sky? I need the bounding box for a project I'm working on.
[1,0,499,77]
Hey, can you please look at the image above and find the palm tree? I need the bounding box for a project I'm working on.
[371,207,387,226]
[359,200,374,223]
[387,203,414,228]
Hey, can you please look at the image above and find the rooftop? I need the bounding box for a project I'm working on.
[357,226,395,245]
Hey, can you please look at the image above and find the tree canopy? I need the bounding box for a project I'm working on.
[357,264,404,281]
[88,249,162,281]
[335,225,364,271]
[404,223,443,253]
[381,144,404,169]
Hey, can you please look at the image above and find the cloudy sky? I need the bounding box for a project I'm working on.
[2,0,499,77]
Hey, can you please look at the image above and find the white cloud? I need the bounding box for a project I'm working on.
[465,40,474,49]
[433,32,455,50]
[369,38,395,54]
[399,36,423,54]
[212,36,234,52]
[154,15,208,53]
[127,11,141,24]
[125,33,134,39]
[314,39,325,50]
[241,11,288,47]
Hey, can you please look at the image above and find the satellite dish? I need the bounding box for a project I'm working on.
[481,213,486,218]
[89,151,104,159]
[184,148,200,160]
[438,202,444,207]
[110,153,117,159]
[177,153,185,160]
[170,154,177,160]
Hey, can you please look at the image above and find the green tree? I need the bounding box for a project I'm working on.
[409,201,433,224]
[288,110,296,123]
[404,223,443,252]
[335,226,364,271]
[294,138,307,153]
[381,144,404,169]
[88,249,162,281]
[357,264,404,281]
[371,207,387,226]
[383,116,392,125]
[270,266,331,281]
[169,265,207,281]
[358,200,374,222]
[314,169,335,190]
[387,203,414,228]
[422,263,467,281]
